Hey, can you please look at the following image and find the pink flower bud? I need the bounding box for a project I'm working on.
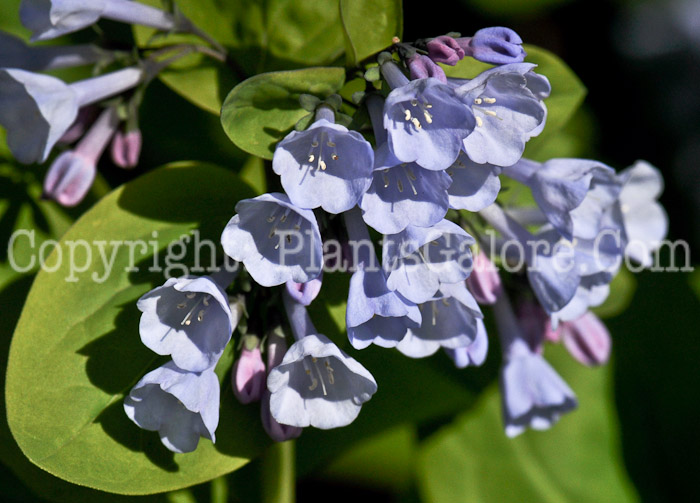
[407,54,447,83]
[42,150,96,207]
[466,250,502,305]
[110,129,142,169]
[559,312,611,366]
[426,36,465,66]
[232,346,266,404]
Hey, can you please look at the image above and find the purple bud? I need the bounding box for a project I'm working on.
[466,250,502,305]
[111,129,142,169]
[232,346,266,404]
[285,276,322,306]
[407,54,447,83]
[42,151,96,207]
[559,312,611,366]
[457,27,526,65]
[426,35,465,66]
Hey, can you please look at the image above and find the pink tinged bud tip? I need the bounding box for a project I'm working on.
[43,106,118,207]
[559,312,611,366]
[232,347,266,404]
[426,36,465,66]
[111,129,142,168]
[466,250,502,305]
[285,277,322,307]
[407,54,447,83]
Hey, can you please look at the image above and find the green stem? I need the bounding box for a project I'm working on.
[261,440,296,503]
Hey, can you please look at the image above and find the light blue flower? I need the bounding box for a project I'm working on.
[383,220,474,304]
[221,193,323,287]
[0,67,142,164]
[20,0,177,41]
[272,106,374,214]
[396,281,482,358]
[452,64,549,167]
[446,152,501,212]
[124,361,220,453]
[137,273,236,372]
[381,61,475,171]
[456,27,526,65]
[0,30,106,71]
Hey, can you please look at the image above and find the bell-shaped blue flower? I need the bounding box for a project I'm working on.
[446,152,501,212]
[344,207,421,349]
[383,220,475,304]
[381,61,475,171]
[445,318,489,368]
[452,64,550,167]
[123,361,220,453]
[360,95,451,234]
[0,30,106,71]
[550,271,613,328]
[456,27,526,65]
[137,272,236,372]
[272,106,373,214]
[221,193,323,287]
[0,67,142,164]
[20,0,177,41]
[504,158,622,241]
[396,281,482,358]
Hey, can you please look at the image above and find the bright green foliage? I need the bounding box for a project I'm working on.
[340,0,403,67]
[5,163,269,495]
[220,68,346,159]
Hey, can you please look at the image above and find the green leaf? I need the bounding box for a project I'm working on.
[340,0,403,67]
[417,345,638,503]
[220,68,346,159]
[133,0,345,114]
[5,162,269,495]
[522,44,587,159]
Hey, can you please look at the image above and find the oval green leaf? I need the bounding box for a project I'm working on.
[340,0,403,67]
[221,67,346,159]
[5,162,269,495]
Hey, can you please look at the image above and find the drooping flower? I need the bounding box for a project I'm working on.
[137,271,237,372]
[426,35,465,66]
[445,318,489,368]
[232,338,266,404]
[0,67,142,164]
[451,64,550,167]
[381,60,475,171]
[493,294,577,437]
[446,153,501,212]
[0,30,107,71]
[43,105,119,206]
[344,207,421,349]
[220,193,323,287]
[383,220,474,304]
[110,128,142,169]
[549,271,614,327]
[123,361,220,453]
[456,27,526,65]
[360,95,451,234]
[396,281,482,358]
[272,105,374,214]
[607,160,668,266]
[268,290,377,429]
[466,249,502,304]
[20,0,178,41]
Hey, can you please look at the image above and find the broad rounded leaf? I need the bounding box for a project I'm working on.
[221,67,346,159]
[5,163,268,495]
[340,0,403,67]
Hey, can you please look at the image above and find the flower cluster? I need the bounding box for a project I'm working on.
[0,0,222,206]
[120,26,669,451]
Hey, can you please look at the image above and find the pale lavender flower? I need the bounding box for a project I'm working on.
[220,193,323,287]
[0,30,107,71]
[137,270,237,372]
[0,66,142,163]
[124,361,220,453]
[272,106,373,214]
[445,318,489,368]
[446,152,501,212]
[261,332,302,442]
